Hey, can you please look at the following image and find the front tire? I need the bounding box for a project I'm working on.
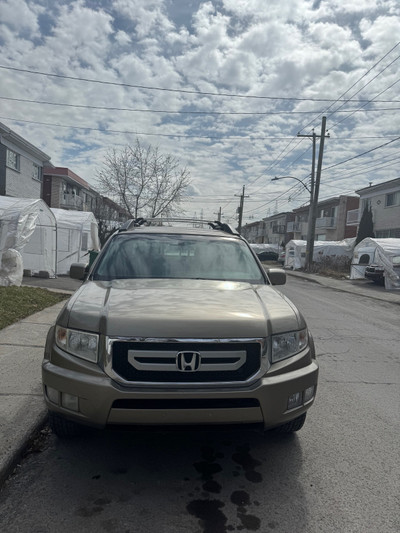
[48,412,82,438]
[273,413,307,434]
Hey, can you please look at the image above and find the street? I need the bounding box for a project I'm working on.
[0,276,399,533]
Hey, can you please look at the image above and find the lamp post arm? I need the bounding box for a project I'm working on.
[272,176,311,194]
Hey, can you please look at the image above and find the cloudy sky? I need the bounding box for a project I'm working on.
[0,0,399,224]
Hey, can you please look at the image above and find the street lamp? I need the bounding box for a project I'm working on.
[272,176,311,194]
[272,118,328,271]
[271,175,314,271]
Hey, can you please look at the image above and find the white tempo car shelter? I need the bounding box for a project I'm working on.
[0,197,57,284]
[51,208,100,275]
[350,237,400,290]
[284,238,356,270]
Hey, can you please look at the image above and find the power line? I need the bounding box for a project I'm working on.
[319,159,400,189]
[329,77,400,129]
[2,95,399,115]
[2,64,400,102]
[244,136,312,196]
[298,41,400,133]
[321,136,400,172]
[322,151,400,182]
[272,42,400,199]
[244,182,301,215]
[241,41,400,195]
[0,115,298,141]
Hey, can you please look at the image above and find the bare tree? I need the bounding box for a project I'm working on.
[92,196,129,246]
[97,140,191,219]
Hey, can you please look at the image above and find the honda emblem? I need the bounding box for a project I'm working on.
[177,351,201,372]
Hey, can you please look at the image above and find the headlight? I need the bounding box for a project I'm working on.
[271,328,308,363]
[55,325,99,363]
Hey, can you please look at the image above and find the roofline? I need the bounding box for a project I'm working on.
[292,194,358,212]
[356,177,400,194]
[262,211,293,221]
[0,121,51,161]
[43,166,94,191]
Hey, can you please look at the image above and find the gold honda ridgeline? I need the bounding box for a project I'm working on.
[42,219,318,437]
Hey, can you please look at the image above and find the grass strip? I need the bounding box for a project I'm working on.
[0,286,68,330]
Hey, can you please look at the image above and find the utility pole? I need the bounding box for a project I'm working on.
[235,185,249,234]
[297,129,316,202]
[214,207,222,222]
[298,119,329,271]
[306,117,327,270]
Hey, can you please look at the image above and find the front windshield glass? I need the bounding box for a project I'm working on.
[92,234,266,284]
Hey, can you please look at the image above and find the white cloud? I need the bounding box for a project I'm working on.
[0,0,42,35]
[0,0,399,222]
[222,0,305,22]
[360,15,400,55]
[115,30,131,46]
[113,0,174,39]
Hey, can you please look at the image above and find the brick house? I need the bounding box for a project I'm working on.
[263,212,295,246]
[42,166,98,212]
[291,195,359,241]
[241,220,266,243]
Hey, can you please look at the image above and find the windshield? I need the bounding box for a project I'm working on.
[92,234,266,284]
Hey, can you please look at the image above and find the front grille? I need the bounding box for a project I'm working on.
[111,342,261,383]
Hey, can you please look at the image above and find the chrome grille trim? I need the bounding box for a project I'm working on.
[127,350,246,372]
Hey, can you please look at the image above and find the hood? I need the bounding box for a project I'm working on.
[61,279,303,338]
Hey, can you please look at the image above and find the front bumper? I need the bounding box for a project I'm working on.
[42,340,318,430]
[365,270,384,282]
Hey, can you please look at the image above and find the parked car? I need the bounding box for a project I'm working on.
[278,250,286,265]
[250,244,279,262]
[256,250,279,261]
[42,219,318,437]
[364,264,385,284]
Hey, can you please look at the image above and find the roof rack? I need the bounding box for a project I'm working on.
[118,218,239,235]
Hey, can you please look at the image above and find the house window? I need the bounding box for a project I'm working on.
[376,228,400,238]
[6,149,20,170]
[32,164,41,181]
[385,191,400,207]
[324,206,336,217]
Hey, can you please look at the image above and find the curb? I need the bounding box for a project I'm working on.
[0,409,48,487]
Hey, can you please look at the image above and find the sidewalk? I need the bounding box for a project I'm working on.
[0,300,68,486]
[1,272,399,485]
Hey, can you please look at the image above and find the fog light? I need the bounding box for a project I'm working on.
[61,393,79,412]
[304,386,315,403]
[46,386,59,405]
[287,392,303,410]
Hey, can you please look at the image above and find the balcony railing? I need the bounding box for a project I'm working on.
[61,193,84,210]
[346,209,360,225]
[316,216,336,229]
[288,222,303,232]
[287,222,303,232]
[272,225,286,234]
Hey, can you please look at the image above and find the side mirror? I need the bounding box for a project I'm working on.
[266,268,286,286]
[70,263,87,281]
